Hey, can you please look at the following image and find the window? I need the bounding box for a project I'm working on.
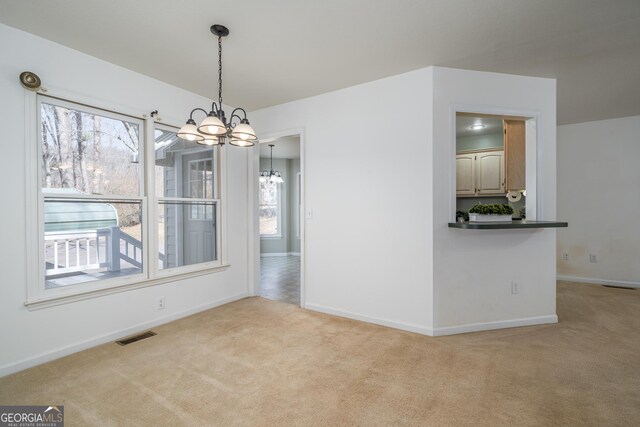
[30,96,223,303]
[259,180,281,237]
[40,98,144,290]
[155,125,219,270]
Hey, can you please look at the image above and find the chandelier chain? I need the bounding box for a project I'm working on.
[270,145,274,170]
[218,35,223,109]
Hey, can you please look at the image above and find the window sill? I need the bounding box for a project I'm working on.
[25,264,230,311]
[260,235,282,240]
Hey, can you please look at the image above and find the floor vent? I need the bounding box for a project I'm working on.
[116,331,157,346]
[603,285,635,290]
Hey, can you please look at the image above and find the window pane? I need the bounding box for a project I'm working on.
[259,181,278,205]
[259,181,279,236]
[41,102,141,197]
[155,128,215,199]
[260,206,279,235]
[158,200,217,270]
[44,199,143,289]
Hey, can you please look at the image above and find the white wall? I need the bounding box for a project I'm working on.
[0,24,250,376]
[432,68,558,333]
[456,133,503,151]
[250,66,558,336]
[557,116,640,287]
[250,68,435,334]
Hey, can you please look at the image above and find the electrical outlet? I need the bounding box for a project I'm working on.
[562,251,569,261]
[511,281,520,294]
[589,254,597,263]
[157,296,165,310]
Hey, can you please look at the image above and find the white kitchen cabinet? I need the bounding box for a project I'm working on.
[456,150,505,197]
[456,153,476,196]
[476,150,504,195]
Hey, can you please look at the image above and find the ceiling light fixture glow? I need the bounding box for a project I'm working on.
[177,24,257,147]
[470,124,486,130]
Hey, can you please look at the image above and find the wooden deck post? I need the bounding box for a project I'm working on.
[108,226,121,272]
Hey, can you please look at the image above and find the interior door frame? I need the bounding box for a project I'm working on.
[247,128,305,307]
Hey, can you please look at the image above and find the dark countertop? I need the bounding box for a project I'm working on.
[448,220,568,230]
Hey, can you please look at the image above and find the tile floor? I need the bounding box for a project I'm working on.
[259,255,300,305]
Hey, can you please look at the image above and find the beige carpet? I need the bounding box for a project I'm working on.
[1,282,639,426]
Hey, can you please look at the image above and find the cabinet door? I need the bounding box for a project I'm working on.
[456,154,476,196]
[504,120,526,191]
[477,150,504,195]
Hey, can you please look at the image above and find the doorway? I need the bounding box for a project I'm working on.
[256,135,302,306]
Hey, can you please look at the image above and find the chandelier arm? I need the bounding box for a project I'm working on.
[229,114,243,127]
[230,108,248,119]
[229,108,249,128]
[189,108,208,120]
[210,102,220,114]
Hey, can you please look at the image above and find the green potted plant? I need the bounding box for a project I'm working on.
[456,210,469,222]
[468,203,514,222]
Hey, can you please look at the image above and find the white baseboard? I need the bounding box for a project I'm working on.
[260,252,300,257]
[306,303,558,338]
[557,275,640,289]
[0,292,247,378]
[432,315,558,336]
[304,303,434,336]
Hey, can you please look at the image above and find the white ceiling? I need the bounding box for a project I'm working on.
[1,0,639,125]
[259,136,300,160]
[456,117,503,137]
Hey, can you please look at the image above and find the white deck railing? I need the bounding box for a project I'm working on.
[45,227,143,276]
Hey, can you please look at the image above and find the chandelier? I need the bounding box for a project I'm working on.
[259,144,284,183]
[177,24,257,147]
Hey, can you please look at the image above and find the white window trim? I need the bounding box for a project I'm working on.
[25,93,229,310]
[259,181,283,239]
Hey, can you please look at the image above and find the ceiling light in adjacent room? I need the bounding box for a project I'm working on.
[259,144,284,183]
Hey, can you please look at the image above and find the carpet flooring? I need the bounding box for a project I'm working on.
[1,282,639,426]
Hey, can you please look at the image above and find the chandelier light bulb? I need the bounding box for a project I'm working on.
[230,138,255,147]
[198,115,226,136]
[200,137,218,146]
[231,122,257,141]
[177,120,204,142]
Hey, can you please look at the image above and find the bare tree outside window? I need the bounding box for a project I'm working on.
[41,102,141,228]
